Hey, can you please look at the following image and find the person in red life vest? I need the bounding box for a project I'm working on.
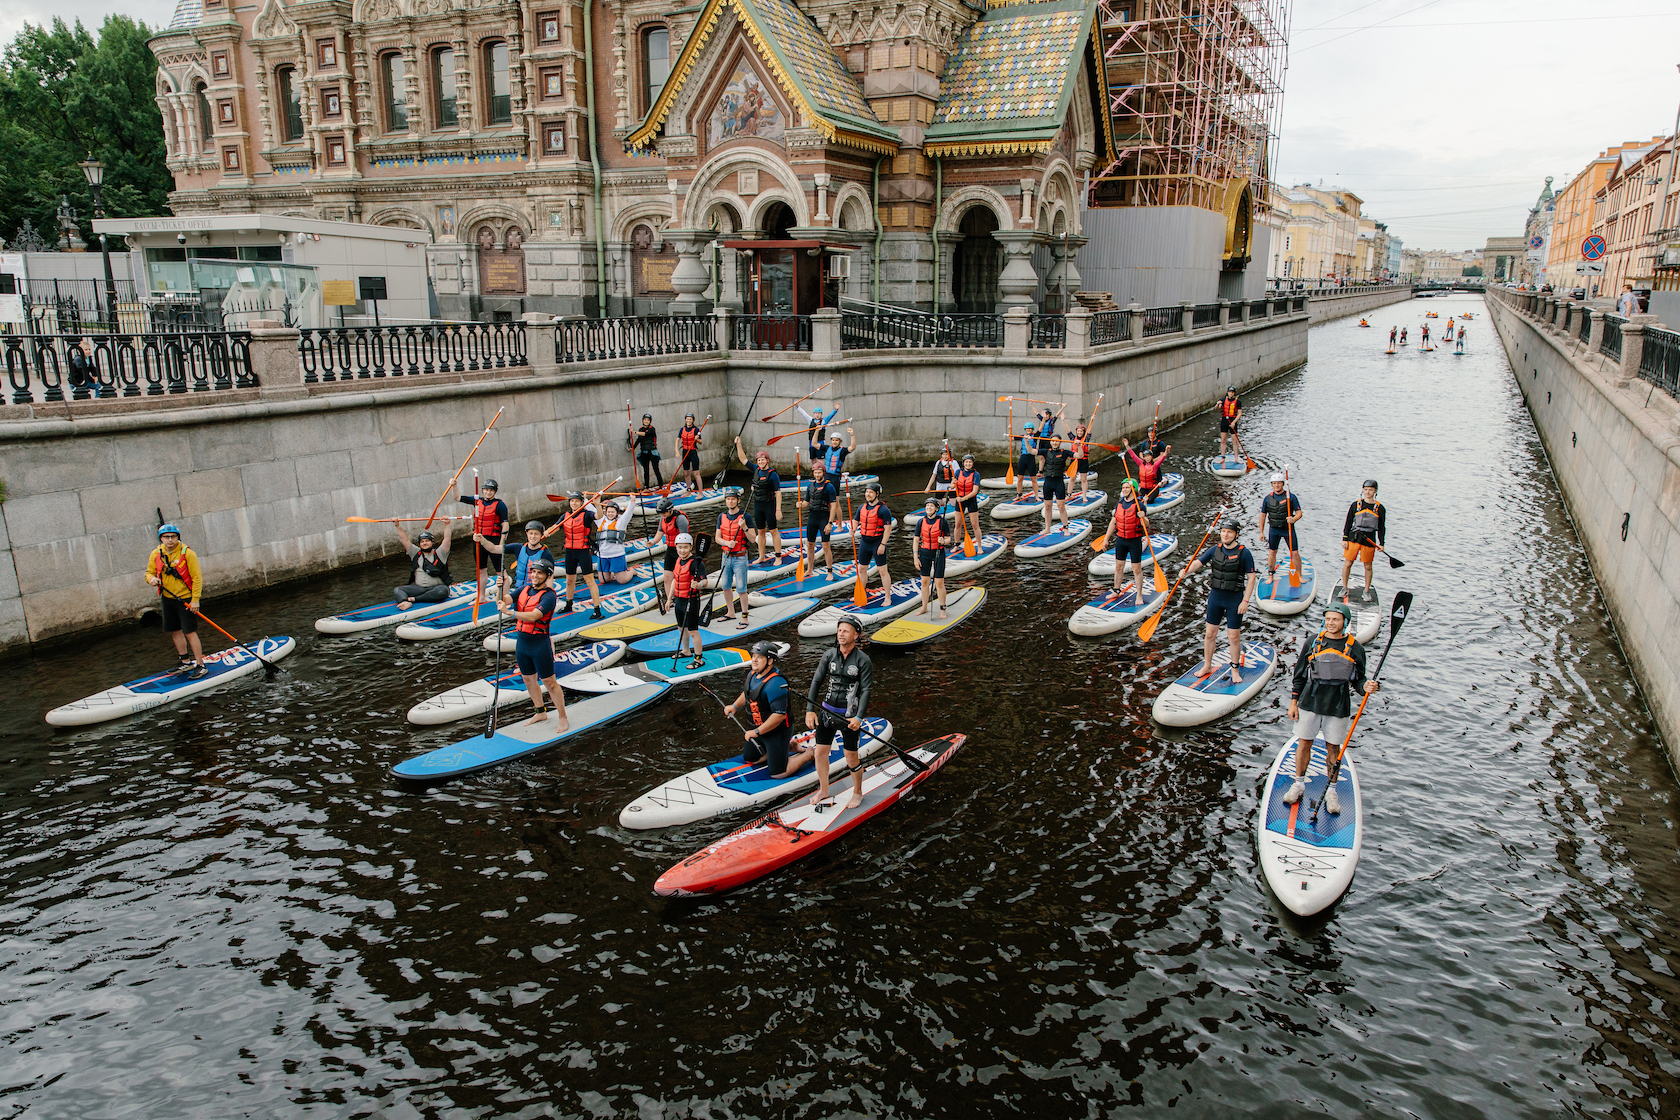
[669,533,709,670]
[677,413,704,492]
[954,454,983,544]
[146,523,208,677]
[724,640,795,777]
[1068,421,1093,496]
[796,463,840,572]
[1216,387,1244,462]
[392,524,455,610]
[1107,480,1153,594]
[732,441,783,563]
[853,483,897,595]
[655,497,691,602]
[1183,517,1258,684]
[497,557,568,729]
[713,488,754,628]
[1122,435,1173,505]
[550,491,605,618]
[460,479,509,605]
[912,497,952,619]
[632,414,662,488]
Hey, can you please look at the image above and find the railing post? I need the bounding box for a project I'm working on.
[1218,299,1231,327]
[1618,315,1654,386]
[1587,309,1606,357]
[1064,306,1091,357]
[714,306,733,354]
[1179,301,1194,335]
[811,307,841,358]
[1003,306,1030,354]
[523,312,559,375]
[246,323,303,388]
[1127,302,1144,344]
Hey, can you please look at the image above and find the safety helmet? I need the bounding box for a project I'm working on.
[724,487,742,499]
[1362,479,1379,491]
[865,483,880,495]
[835,614,865,634]
[925,495,940,507]
[567,490,584,501]
[1024,422,1035,431]
[658,498,675,513]
[685,413,695,420]
[1226,386,1237,393]
[417,530,437,543]
[529,557,555,575]
[675,533,694,545]
[750,639,780,660]
[830,432,843,441]
[963,454,975,463]
[482,479,499,490]
[1270,472,1285,483]
[525,520,544,533]
[1323,600,1353,621]
[157,523,181,538]
[1220,517,1242,531]
[643,413,653,420]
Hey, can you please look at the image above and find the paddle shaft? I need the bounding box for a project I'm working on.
[1323,592,1413,786]
[819,703,927,775]
[760,380,832,424]
[538,477,625,543]
[427,407,503,529]
[717,380,765,488]
[767,417,851,446]
[156,585,280,676]
[1136,510,1224,643]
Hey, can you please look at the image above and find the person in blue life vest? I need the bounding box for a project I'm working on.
[505,521,554,596]
[1283,600,1378,813]
[954,454,983,545]
[797,462,841,571]
[802,615,873,809]
[724,641,796,777]
[912,496,952,618]
[1183,517,1258,684]
[595,499,638,584]
[669,533,709,670]
[1105,480,1152,594]
[147,523,208,677]
[733,441,783,563]
[853,483,897,596]
[552,491,605,618]
[498,557,568,729]
[391,524,454,611]
[461,479,509,605]
[1257,472,1303,596]
[676,413,704,492]
[823,426,857,476]
[713,488,755,628]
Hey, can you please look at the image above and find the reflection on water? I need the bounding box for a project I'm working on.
[5,295,1680,1117]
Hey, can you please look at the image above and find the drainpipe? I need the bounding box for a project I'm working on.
[872,156,884,305]
[583,0,608,317]
[931,155,942,312]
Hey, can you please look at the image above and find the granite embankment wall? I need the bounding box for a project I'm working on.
[0,308,1307,650]
[1487,293,1680,768]
[1302,285,1414,325]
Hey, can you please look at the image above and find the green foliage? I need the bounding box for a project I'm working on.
[1462,265,1484,277]
[0,16,172,248]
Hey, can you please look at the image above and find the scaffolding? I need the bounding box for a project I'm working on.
[1089,0,1290,214]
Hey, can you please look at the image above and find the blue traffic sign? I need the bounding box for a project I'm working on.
[1529,235,1543,250]
[1582,235,1607,261]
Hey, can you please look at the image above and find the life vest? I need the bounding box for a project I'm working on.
[152,546,195,594]
[513,544,548,586]
[673,556,701,599]
[1208,543,1247,592]
[1220,397,1240,419]
[1137,457,1159,489]
[411,546,451,584]
[1265,492,1292,530]
[559,508,592,550]
[955,469,978,498]
[858,501,889,537]
[1112,496,1143,539]
[661,512,688,547]
[1307,631,1358,683]
[1351,500,1382,536]
[472,498,502,538]
[824,446,847,474]
[716,510,748,555]
[637,425,657,450]
[598,516,625,546]
[1070,432,1089,459]
[514,586,554,636]
[918,516,946,553]
[680,425,700,452]
[751,466,778,502]
[933,459,955,485]
[746,670,787,728]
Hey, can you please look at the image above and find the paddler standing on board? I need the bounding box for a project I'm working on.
[391,525,454,611]
[1122,435,1172,505]
[1106,480,1152,594]
[1014,422,1041,501]
[462,479,509,605]
[676,413,704,493]
[714,488,753,628]
[670,533,708,670]
[1217,387,1243,461]
[554,491,606,618]
[854,483,896,595]
[797,462,841,572]
[147,523,208,677]
[656,497,691,603]
[913,496,952,618]
[498,557,568,729]
[925,446,957,504]
[1258,473,1303,593]
[1338,480,1386,605]
[1040,435,1074,535]
[725,640,795,777]
[1388,326,1398,349]
[804,615,874,809]
[1069,420,1093,496]
[1182,517,1258,684]
[955,454,983,544]
[1283,600,1378,813]
[734,442,782,564]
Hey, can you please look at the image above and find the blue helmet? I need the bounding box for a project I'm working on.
[157,523,182,538]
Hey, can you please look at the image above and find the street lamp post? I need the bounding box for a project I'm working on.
[79,155,118,330]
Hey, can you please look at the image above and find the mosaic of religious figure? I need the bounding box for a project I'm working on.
[709,66,782,145]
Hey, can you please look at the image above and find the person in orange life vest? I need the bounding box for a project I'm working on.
[632,413,662,488]
[1040,439,1074,534]
[724,640,796,777]
[552,491,605,618]
[146,524,207,677]
[925,446,957,501]
[1068,421,1093,495]
[1014,422,1041,500]
[713,488,755,628]
[854,483,896,595]
[669,533,709,669]
[461,479,509,605]
[392,524,454,610]
[732,441,783,563]
[1388,325,1398,348]
[954,454,984,544]
[796,462,840,571]
[1283,600,1376,813]
[1399,327,1407,345]
[677,413,704,491]
[1183,517,1258,684]
[497,557,568,730]
[1107,480,1152,594]
[1122,435,1172,504]
[1257,472,1303,594]
[655,497,691,601]
[1216,386,1244,460]
[912,497,952,618]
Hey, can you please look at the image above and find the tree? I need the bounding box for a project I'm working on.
[0,16,172,250]
[1463,265,1484,277]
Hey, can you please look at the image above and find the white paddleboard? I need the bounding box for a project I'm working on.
[1150,640,1278,727]
[563,643,786,693]
[798,578,925,637]
[46,637,298,727]
[1146,488,1186,515]
[1013,519,1093,559]
[406,641,627,724]
[1255,557,1317,617]
[1257,735,1362,917]
[315,580,478,634]
[903,493,990,528]
[1088,534,1177,577]
[1067,582,1166,636]
[943,533,1009,577]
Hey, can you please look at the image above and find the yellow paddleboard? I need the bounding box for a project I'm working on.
[870,586,987,648]
[579,607,679,641]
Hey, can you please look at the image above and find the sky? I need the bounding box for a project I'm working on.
[1279,0,1680,249]
[4,0,1679,252]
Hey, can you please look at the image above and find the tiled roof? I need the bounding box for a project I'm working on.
[167,0,203,29]
[743,0,874,128]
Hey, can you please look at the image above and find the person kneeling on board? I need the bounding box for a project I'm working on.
[509,521,555,597]
[392,525,454,611]
[1284,600,1378,813]
[1041,438,1075,534]
[596,499,638,585]
[1108,480,1152,594]
[714,488,753,628]
[1184,518,1258,684]
[1259,473,1303,591]
[1338,480,1386,604]
[499,558,568,730]
[148,523,207,677]
[554,492,605,618]
[913,497,952,619]
[462,479,509,605]
[803,615,874,809]
[855,483,897,595]
[670,533,708,670]
[724,641,796,777]
[955,455,984,544]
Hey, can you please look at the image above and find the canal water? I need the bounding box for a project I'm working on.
[6,294,1680,1118]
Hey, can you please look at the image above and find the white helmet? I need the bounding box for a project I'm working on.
[675,533,694,545]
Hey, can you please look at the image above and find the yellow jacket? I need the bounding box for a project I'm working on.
[148,542,203,605]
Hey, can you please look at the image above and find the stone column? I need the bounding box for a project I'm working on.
[993,231,1043,313]
[1218,299,1231,327]
[522,312,559,375]
[811,307,841,358]
[1127,302,1144,344]
[1064,305,1091,358]
[1044,235,1087,312]
[663,229,717,316]
[1619,314,1657,386]
[1179,301,1194,334]
[714,305,733,354]
[1587,308,1606,356]
[247,323,304,390]
[1239,298,1252,323]
[1003,306,1030,354]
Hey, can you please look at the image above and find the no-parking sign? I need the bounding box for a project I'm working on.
[1582,235,1607,261]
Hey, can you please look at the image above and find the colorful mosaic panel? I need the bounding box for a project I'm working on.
[742,0,874,122]
[933,8,1084,125]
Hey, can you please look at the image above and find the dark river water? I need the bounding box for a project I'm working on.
[7,294,1680,1118]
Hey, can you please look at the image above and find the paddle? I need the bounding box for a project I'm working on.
[626,398,636,473]
[996,395,1066,408]
[1073,392,1105,482]
[1319,591,1414,795]
[485,577,507,739]
[426,407,503,529]
[696,533,722,628]
[842,477,867,607]
[760,379,833,424]
[1004,397,1016,486]
[1285,464,1302,589]
[819,707,928,777]
[471,471,483,624]
[1377,545,1406,569]
[695,679,754,738]
[1137,509,1225,644]
[346,515,474,524]
[767,417,851,446]
[156,586,281,679]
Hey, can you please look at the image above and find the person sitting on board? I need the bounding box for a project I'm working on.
[912,497,953,619]
[633,414,662,489]
[1183,517,1258,684]
[714,488,753,629]
[926,446,957,504]
[1283,600,1378,813]
[1014,423,1041,501]
[1108,480,1152,595]
[656,498,691,602]
[595,499,638,585]
[669,533,708,670]
[734,441,782,564]
[1258,473,1303,595]
[554,492,605,619]
[147,523,208,678]
[823,427,856,477]
[955,455,984,544]
[392,525,453,611]
[725,640,796,777]
[677,413,704,492]
[508,521,555,597]
[804,615,874,809]
[797,462,841,573]
[854,483,896,596]
[1338,480,1386,604]
[1217,387,1243,460]
[1069,420,1093,496]
[461,479,509,605]
[1122,436,1172,505]
[1041,438,1075,535]
[498,557,568,730]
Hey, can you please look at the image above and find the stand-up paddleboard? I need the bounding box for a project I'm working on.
[482,582,662,652]
[624,535,666,562]
[392,682,669,783]
[407,641,626,724]
[781,473,878,494]
[1064,490,1109,518]
[1157,472,1184,490]
[316,580,478,634]
[798,579,925,636]
[1146,488,1186,515]
[1088,534,1178,577]
[903,494,990,528]
[943,534,1009,577]
[1330,583,1383,644]
[1257,735,1361,917]
[1067,582,1165,636]
[750,562,875,603]
[45,637,298,727]
[871,587,987,647]
[1151,640,1278,726]
[627,597,818,654]
[620,717,893,829]
[665,484,729,512]
[653,734,966,897]
[774,520,854,549]
[564,643,786,693]
[1255,557,1317,616]
[981,472,1104,490]
[1208,455,1249,479]
[989,492,1055,521]
[394,598,508,641]
[701,548,805,590]
[1013,519,1093,559]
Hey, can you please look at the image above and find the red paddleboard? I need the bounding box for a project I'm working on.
[653,734,966,897]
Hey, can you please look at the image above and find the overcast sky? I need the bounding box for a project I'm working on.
[6,0,1678,251]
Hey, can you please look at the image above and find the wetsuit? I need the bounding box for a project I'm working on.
[742,668,793,774]
[808,643,872,754]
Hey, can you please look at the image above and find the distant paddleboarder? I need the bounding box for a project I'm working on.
[1217,386,1244,460]
[955,454,984,543]
[1123,435,1173,505]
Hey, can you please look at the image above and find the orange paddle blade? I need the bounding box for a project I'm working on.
[1137,604,1165,643]
[1154,562,1169,593]
[1092,531,1109,552]
[1005,464,1015,484]
[1289,553,1302,588]
[852,576,869,607]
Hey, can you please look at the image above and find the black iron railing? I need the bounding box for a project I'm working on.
[1192,303,1222,328]
[1248,300,1270,319]
[1600,315,1624,362]
[298,322,527,382]
[1028,314,1066,349]
[3,331,256,404]
[1090,310,1130,345]
[1640,325,1680,400]
[732,314,812,353]
[556,315,715,362]
[1141,307,1181,337]
[838,311,1003,349]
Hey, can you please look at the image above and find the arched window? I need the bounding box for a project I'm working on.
[195,82,215,149]
[382,52,407,131]
[484,41,510,125]
[433,47,457,127]
[276,66,303,142]
[642,26,669,113]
